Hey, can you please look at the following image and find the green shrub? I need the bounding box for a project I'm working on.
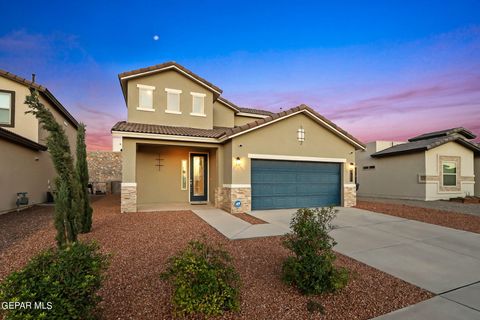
[161,239,240,317]
[282,207,349,295]
[0,241,109,320]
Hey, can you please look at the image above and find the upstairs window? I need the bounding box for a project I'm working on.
[442,162,457,186]
[191,92,206,116]
[165,88,182,114]
[0,90,14,127]
[137,84,155,111]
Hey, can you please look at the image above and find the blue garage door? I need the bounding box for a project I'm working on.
[251,159,341,210]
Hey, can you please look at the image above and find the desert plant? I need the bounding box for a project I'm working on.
[282,207,349,294]
[25,89,80,246]
[76,123,93,233]
[0,242,109,320]
[160,239,241,317]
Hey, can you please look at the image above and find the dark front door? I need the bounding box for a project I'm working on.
[190,153,208,202]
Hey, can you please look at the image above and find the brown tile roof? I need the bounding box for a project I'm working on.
[111,121,229,138]
[408,127,476,142]
[237,107,274,116]
[118,61,223,95]
[0,127,47,151]
[112,104,365,149]
[0,69,79,128]
[372,133,480,158]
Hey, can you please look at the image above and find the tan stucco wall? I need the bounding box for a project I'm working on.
[136,145,218,204]
[213,101,235,128]
[475,157,480,196]
[234,115,260,126]
[126,70,214,129]
[356,142,426,200]
[425,142,475,200]
[0,139,55,213]
[228,113,356,186]
[0,77,39,142]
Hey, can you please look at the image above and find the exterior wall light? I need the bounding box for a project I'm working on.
[235,157,241,167]
[297,127,305,144]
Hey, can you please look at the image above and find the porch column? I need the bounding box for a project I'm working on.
[121,139,137,213]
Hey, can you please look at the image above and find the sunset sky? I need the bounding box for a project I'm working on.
[1,1,479,150]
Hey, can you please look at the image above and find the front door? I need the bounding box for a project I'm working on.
[190,153,208,202]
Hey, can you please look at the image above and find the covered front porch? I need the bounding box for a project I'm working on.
[121,138,224,212]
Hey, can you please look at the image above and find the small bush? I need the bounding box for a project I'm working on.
[282,207,349,295]
[0,241,109,320]
[161,239,240,317]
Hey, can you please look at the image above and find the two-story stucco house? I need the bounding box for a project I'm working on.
[111,62,365,213]
[356,128,480,201]
[0,70,79,213]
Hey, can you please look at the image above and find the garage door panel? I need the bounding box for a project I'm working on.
[251,159,341,210]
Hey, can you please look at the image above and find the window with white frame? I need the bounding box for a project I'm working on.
[165,88,182,114]
[190,92,206,116]
[137,84,155,110]
[0,90,14,126]
[442,161,457,186]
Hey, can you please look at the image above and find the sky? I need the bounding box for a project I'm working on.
[1,1,479,150]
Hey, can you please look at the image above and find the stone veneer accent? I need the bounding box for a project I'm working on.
[121,183,137,213]
[215,186,251,213]
[344,184,356,207]
[87,151,122,194]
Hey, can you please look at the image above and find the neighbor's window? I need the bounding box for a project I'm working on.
[191,92,206,116]
[442,162,457,186]
[137,84,155,110]
[181,160,188,190]
[0,90,14,126]
[165,88,182,114]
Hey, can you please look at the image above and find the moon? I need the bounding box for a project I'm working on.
[153,35,159,41]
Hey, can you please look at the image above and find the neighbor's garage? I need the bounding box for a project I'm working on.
[251,159,341,210]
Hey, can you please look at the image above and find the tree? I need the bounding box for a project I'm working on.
[76,123,93,233]
[25,89,79,246]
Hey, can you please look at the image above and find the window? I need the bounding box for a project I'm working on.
[137,84,155,111]
[0,90,14,126]
[442,162,457,186]
[181,160,188,190]
[190,92,206,116]
[165,88,182,114]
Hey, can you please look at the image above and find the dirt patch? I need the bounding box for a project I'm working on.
[356,200,480,234]
[233,212,268,224]
[0,196,432,319]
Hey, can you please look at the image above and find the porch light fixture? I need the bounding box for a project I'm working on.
[297,127,305,144]
[349,162,355,170]
[235,157,241,167]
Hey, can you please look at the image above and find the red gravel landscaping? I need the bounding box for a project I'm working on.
[356,200,480,234]
[233,212,268,224]
[0,196,432,320]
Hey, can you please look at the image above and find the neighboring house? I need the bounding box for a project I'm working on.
[357,128,480,201]
[0,70,78,213]
[476,145,480,196]
[111,62,365,213]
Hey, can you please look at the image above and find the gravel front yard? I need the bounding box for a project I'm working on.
[356,200,480,234]
[1,196,432,319]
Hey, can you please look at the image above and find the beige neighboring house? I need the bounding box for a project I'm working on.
[0,70,79,213]
[476,146,480,196]
[357,128,480,201]
[111,62,365,213]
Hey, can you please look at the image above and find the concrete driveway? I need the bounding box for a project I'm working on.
[251,207,480,319]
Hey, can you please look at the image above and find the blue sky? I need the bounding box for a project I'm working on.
[1,1,479,149]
